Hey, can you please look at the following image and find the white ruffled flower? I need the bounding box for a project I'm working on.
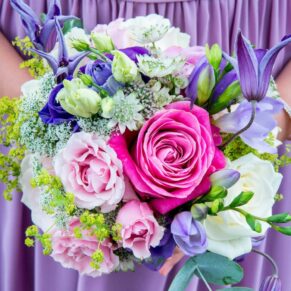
[137,55,184,78]
[107,91,144,133]
[20,154,54,231]
[124,14,170,44]
[204,153,282,259]
[156,27,190,51]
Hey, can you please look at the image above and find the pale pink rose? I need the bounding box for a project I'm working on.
[109,101,226,214]
[116,200,164,259]
[163,46,205,76]
[51,218,119,277]
[54,132,125,212]
[92,19,137,49]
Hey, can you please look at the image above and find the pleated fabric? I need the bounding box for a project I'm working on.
[0,1,291,290]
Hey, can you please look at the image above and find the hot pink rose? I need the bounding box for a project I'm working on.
[109,101,226,214]
[116,200,164,259]
[54,132,125,212]
[51,218,119,277]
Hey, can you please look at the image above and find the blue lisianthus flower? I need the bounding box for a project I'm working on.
[85,61,123,96]
[39,81,79,131]
[216,97,283,153]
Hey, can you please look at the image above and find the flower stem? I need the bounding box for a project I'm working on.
[220,100,257,148]
[196,267,213,291]
[252,249,279,276]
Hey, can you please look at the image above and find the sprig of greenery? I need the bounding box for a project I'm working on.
[12,36,49,78]
[0,97,25,200]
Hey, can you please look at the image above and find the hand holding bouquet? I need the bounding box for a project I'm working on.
[1,0,291,290]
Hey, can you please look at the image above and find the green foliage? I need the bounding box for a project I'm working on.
[25,224,52,255]
[223,136,284,171]
[199,185,228,202]
[12,36,49,78]
[0,97,25,200]
[169,252,244,291]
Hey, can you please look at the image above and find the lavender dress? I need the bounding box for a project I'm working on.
[0,1,291,290]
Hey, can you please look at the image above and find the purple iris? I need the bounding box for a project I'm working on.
[106,46,149,63]
[85,61,123,96]
[216,97,283,153]
[186,56,215,107]
[10,0,76,51]
[31,19,89,82]
[39,81,79,131]
[224,32,291,102]
[171,212,208,256]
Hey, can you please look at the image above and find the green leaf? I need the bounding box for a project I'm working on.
[267,213,291,223]
[272,225,291,236]
[245,214,262,233]
[194,252,244,285]
[229,191,254,208]
[200,185,227,202]
[168,257,198,291]
[63,19,83,35]
[217,288,253,291]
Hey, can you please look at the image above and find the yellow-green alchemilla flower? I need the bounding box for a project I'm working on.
[91,32,115,52]
[57,79,101,118]
[101,97,115,118]
[112,51,138,84]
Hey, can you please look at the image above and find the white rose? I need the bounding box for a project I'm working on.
[204,153,282,259]
[20,154,54,231]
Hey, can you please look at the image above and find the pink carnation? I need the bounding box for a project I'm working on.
[109,101,226,214]
[54,132,125,212]
[116,200,164,259]
[50,218,119,277]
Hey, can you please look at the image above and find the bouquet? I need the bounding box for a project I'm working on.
[1,0,291,289]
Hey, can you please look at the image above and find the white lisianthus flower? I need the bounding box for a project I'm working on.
[124,14,170,44]
[137,55,184,78]
[156,27,190,51]
[20,154,54,231]
[204,153,282,259]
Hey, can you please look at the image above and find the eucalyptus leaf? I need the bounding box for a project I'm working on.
[168,257,198,291]
[194,252,244,285]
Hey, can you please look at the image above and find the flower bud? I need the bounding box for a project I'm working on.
[57,79,101,118]
[112,51,138,83]
[208,70,241,114]
[101,97,115,118]
[205,43,222,70]
[71,39,90,51]
[91,32,114,52]
[191,203,209,221]
[259,275,282,291]
[79,74,93,86]
[186,57,215,106]
[210,169,240,189]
